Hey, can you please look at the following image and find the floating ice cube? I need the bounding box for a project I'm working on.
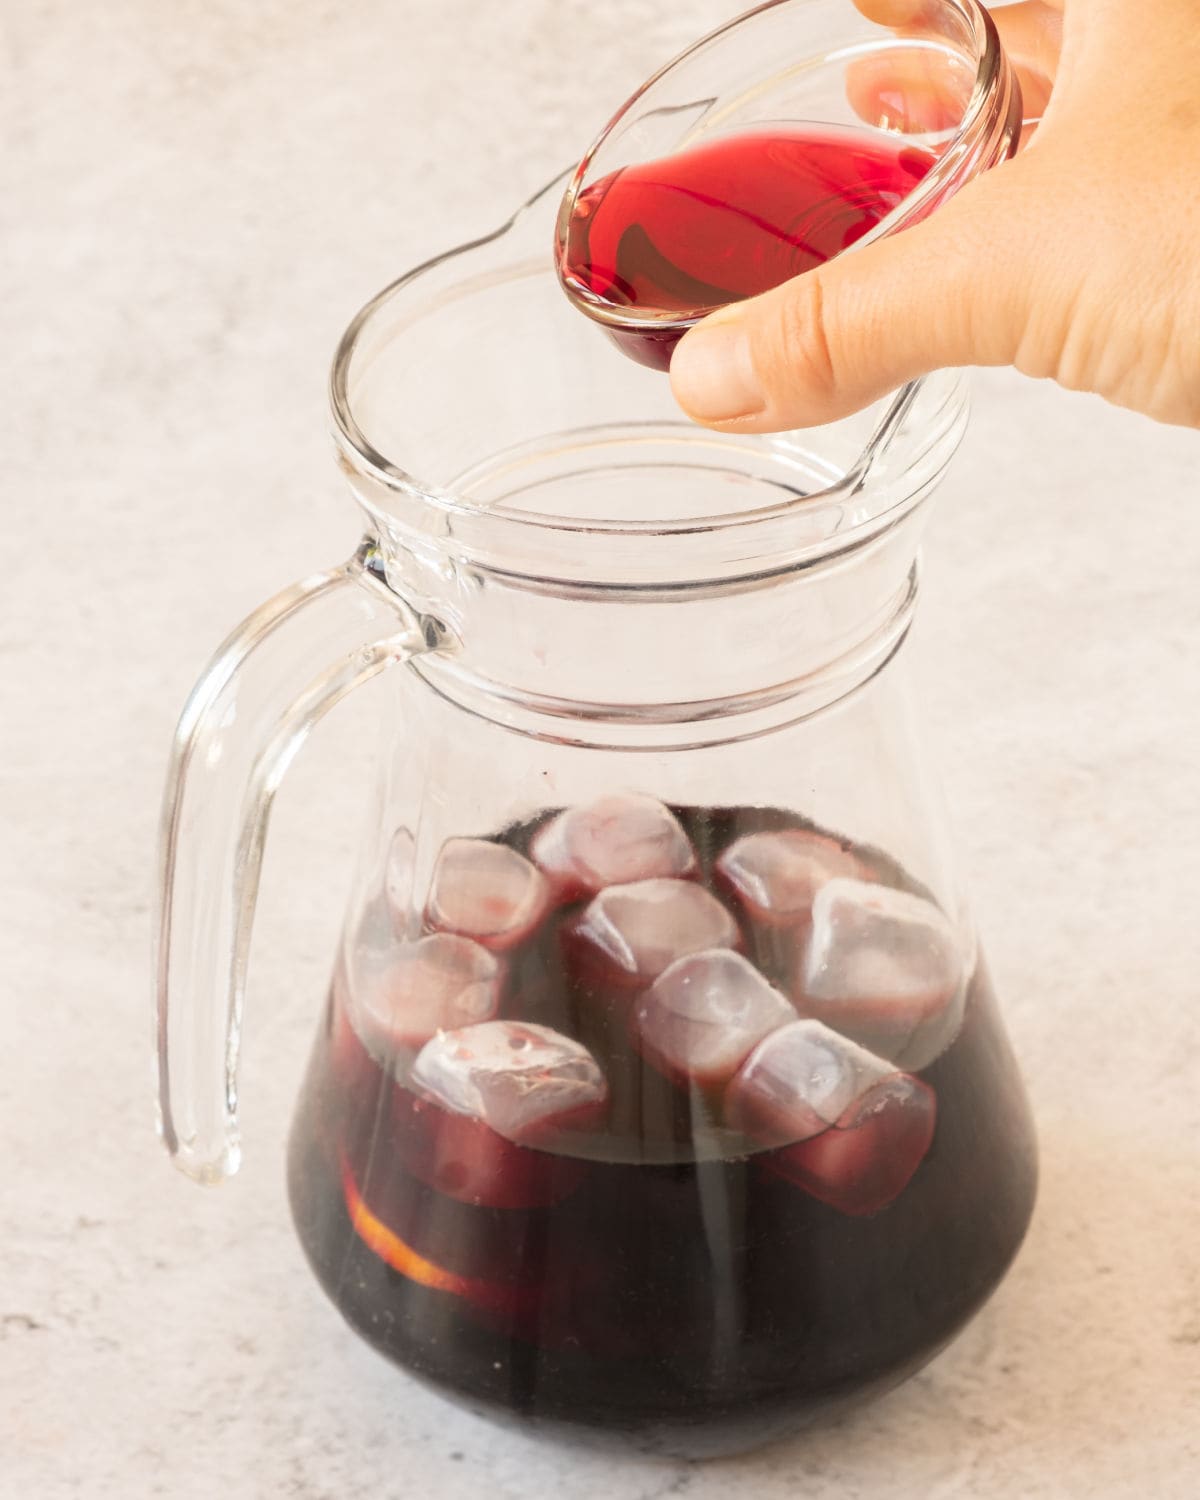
[726,1018,936,1215]
[425,837,551,951]
[725,1018,893,1145]
[567,878,740,988]
[632,949,795,1087]
[394,1022,609,1209]
[349,932,502,1059]
[412,1021,609,1144]
[716,828,865,927]
[799,878,965,1071]
[531,793,696,898]
[768,1072,937,1216]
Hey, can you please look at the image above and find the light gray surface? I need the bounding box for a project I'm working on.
[3,3,1198,1495]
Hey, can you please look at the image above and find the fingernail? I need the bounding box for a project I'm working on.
[670,317,766,421]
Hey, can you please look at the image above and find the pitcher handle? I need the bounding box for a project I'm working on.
[154,538,441,1185]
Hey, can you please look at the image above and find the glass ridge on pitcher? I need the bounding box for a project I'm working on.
[155,0,1035,1461]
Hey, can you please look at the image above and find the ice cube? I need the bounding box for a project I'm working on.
[725,1018,893,1145]
[412,1021,609,1144]
[397,1021,609,1208]
[531,793,696,898]
[566,878,740,989]
[632,949,795,1088]
[726,1019,936,1215]
[348,932,503,1060]
[799,878,965,1071]
[716,828,865,927]
[768,1072,937,1216]
[425,837,551,951]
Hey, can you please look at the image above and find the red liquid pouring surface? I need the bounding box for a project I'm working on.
[560,126,934,369]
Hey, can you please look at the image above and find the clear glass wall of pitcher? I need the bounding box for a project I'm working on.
[155,0,1035,1459]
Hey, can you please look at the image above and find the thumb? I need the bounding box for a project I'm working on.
[668,165,1040,431]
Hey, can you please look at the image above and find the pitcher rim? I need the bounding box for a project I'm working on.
[328,179,968,587]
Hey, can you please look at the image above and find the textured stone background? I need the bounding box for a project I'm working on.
[2,2,1198,1495]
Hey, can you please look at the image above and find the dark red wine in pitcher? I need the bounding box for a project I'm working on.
[288,798,1037,1458]
[558,126,934,369]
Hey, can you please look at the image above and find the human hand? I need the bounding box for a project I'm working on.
[669,0,1200,431]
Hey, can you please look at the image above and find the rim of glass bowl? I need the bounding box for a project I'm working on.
[554,0,1011,334]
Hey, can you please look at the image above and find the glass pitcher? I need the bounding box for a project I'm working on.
[155,0,1036,1460]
